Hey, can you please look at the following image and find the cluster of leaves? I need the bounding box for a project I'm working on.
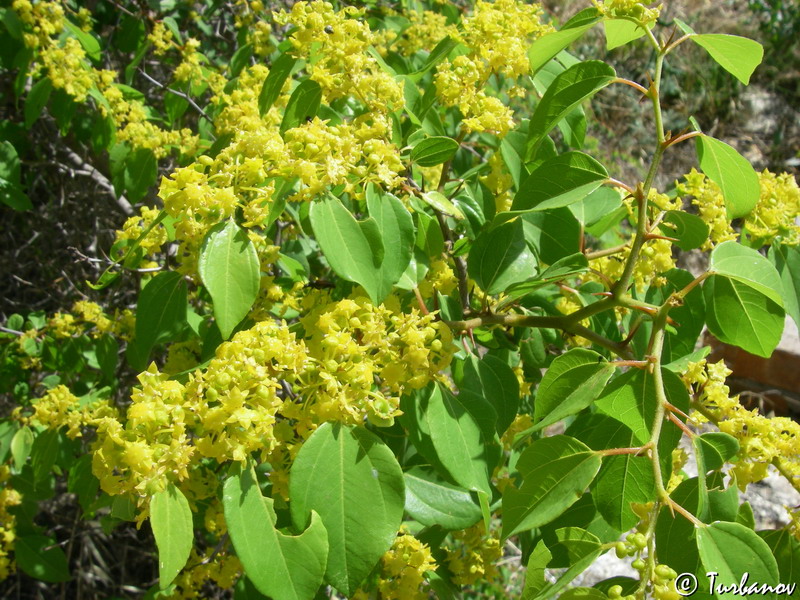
[0,1,799,599]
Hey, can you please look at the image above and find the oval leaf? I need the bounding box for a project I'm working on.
[528,8,603,73]
[259,53,296,116]
[661,210,709,251]
[468,218,538,295]
[411,136,459,167]
[280,79,322,134]
[502,435,602,538]
[224,464,328,600]
[420,190,465,220]
[404,466,482,530]
[527,61,616,157]
[512,151,608,212]
[134,271,188,366]
[690,34,764,85]
[695,134,760,219]
[696,521,780,600]
[289,423,404,596]
[198,219,261,339]
[16,535,71,583]
[151,484,193,589]
[532,348,615,433]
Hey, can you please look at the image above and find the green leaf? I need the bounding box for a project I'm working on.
[16,535,71,582]
[280,79,322,134]
[455,354,520,435]
[501,253,589,306]
[758,529,800,592]
[502,435,602,538]
[420,190,465,220]
[224,464,328,600]
[198,219,261,339]
[411,136,459,167]
[696,522,780,600]
[259,53,296,116]
[366,186,415,297]
[11,425,34,471]
[661,210,710,251]
[531,58,587,149]
[0,178,32,211]
[468,218,537,295]
[289,423,404,596]
[410,36,458,79]
[511,152,608,212]
[531,349,615,433]
[0,141,32,211]
[134,271,188,366]
[123,147,157,202]
[769,243,800,328]
[694,433,739,473]
[402,383,496,496]
[695,134,760,219]
[528,8,603,73]
[403,466,482,530]
[704,241,785,357]
[604,19,648,50]
[522,208,582,265]
[689,34,764,85]
[151,484,194,589]
[30,429,60,483]
[25,77,52,128]
[527,61,615,157]
[521,540,552,600]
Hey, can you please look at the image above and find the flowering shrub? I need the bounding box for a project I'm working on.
[1,0,799,598]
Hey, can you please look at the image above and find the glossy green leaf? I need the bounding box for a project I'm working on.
[30,429,59,483]
[289,423,404,596]
[259,53,296,116]
[704,242,784,357]
[468,218,537,295]
[522,208,582,265]
[411,136,459,166]
[521,540,552,600]
[280,79,322,134]
[512,152,607,212]
[224,464,328,600]
[367,187,415,297]
[65,20,101,61]
[695,134,760,219]
[604,19,648,50]
[528,8,603,73]
[527,61,615,156]
[502,253,589,306]
[569,186,623,228]
[11,425,34,471]
[502,435,602,538]
[123,147,157,202]
[403,466,482,530]
[0,141,31,210]
[16,535,71,583]
[768,243,800,328]
[0,178,32,211]
[531,58,587,148]
[410,36,458,79]
[661,210,710,251]
[696,522,780,600]
[403,383,496,496]
[530,527,605,599]
[25,77,52,128]
[134,271,188,367]
[531,349,614,433]
[694,433,739,473]
[420,190,465,220]
[151,484,194,589]
[455,354,519,434]
[758,529,800,593]
[198,220,260,339]
[690,34,764,85]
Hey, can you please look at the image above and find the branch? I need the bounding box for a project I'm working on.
[138,68,214,126]
[61,148,134,216]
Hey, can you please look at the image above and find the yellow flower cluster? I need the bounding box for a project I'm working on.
[148,21,175,56]
[32,384,116,439]
[556,295,592,347]
[395,9,457,55]
[39,37,94,101]
[11,0,65,49]
[276,1,404,113]
[434,0,551,137]
[355,529,437,600]
[683,360,800,492]
[47,301,133,340]
[481,153,514,213]
[0,466,21,581]
[744,170,800,246]
[445,522,503,586]
[417,258,459,299]
[592,0,662,25]
[166,549,241,600]
[90,298,453,499]
[676,170,736,250]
